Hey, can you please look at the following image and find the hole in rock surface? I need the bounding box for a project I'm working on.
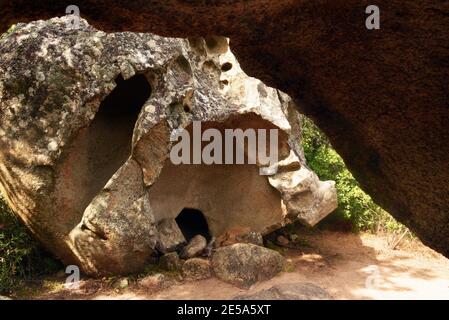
[56,73,151,221]
[204,36,228,54]
[221,62,233,72]
[98,74,151,117]
[176,208,211,242]
[83,73,151,200]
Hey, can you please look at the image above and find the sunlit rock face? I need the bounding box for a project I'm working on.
[0,18,336,275]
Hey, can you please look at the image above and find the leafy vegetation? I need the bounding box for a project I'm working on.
[0,24,16,42]
[301,116,408,233]
[0,194,60,295]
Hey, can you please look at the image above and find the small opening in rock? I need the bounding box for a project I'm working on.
[174,55,192,75]
[99,74,151,117]
[204,36,228,54]
[183,104,191,113]
[176,208,211,242]
[221,62,233,72]
[66,73,151,216]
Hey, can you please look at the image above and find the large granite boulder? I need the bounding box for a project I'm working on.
[1,1,447,258]
[0,18,336,275]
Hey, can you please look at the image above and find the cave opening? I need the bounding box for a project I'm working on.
[60,73,152,219]
[85,73,151,198]
[176,208,211,242]
[98,73,151,117]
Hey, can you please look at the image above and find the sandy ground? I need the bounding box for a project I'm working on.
[19,230,449,300]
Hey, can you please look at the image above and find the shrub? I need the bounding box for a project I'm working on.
[300,116,407,233]
[0,194,60,294]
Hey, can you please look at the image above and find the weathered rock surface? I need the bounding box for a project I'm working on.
[0,1,446,257]
[235,232,264,246]
[139,274,164,290]
[180,235,207,259]
[234,283,331,300]
[211,243,286,287]
[269,159,338,227]
[182,258,212,280]
[160,252,183,272]
[0,18,336,275]
[156,219,186,254]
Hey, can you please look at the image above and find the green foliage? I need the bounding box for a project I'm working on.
[0,24,16,42]
[0,194,60,294]
[301,116,407,233]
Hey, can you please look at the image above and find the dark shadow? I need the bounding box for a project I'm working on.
[97,74,150,117]
[176,208,211,242]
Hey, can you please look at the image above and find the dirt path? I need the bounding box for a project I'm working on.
[21,230,449,300]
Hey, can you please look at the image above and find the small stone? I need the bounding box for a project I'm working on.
[182,258,212,280]
[212,243,286,287]
[160,252,183,271]
[156,219,186,254]
[180,235,207,259]
[236,232,264,246]
[139,273,165,290]
[203,237,217,258]
[203,237,216,257]
[276,235,290,246]
[112,277,129,289]
[47,140,58,151]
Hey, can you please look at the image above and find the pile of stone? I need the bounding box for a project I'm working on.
[154,228,286,287]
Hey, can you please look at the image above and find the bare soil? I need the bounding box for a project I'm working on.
[15,230,449,300]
